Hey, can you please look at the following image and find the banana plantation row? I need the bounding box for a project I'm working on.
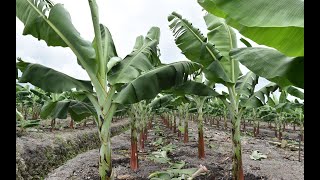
[16,0,304,179]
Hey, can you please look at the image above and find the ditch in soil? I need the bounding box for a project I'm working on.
[16,118,130,180]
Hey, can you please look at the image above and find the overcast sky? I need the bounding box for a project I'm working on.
[17,0,298,100]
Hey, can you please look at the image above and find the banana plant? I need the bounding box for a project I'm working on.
[176,102,191,143]
[136,100,152,152]
[176,103,185,140]
[40,90,96,131]
[159,76,220,151]
[16,84,44,130]
[168,11,247,178]
[266,87,304,140]
[207,98,228,129]
[181,102,190,143]
[16,1,205,179]
[150,94,176,132]
[128,104,139,171]
[16,84,39,120]
[258,105,277,131]
[168,9,289,178]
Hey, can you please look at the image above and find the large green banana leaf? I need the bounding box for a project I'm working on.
[41,100,96,122]
[204,14,237,57]
[68,100,96,121]
[17,59,93,93]
[198,0,304,57]
[204,13,242,85]
[108,27,161,85]
[230,47,304,89]
[204,14,241,84]
[168,12,222,68]
[112,61,202,104]
[168,12,240,85]
[16,0,97,73]
[41,100,71,119]
[168,81,220,97]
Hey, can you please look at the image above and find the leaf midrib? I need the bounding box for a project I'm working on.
[175,15,219,61]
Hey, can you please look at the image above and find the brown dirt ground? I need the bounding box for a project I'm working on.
[46,118,304,180]
[16,118,130,180]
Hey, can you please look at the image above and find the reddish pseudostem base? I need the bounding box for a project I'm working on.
[198,129,205,159]
[130,139,138,171]
[184,119,189,143]
[70,119,74,129]
[184,128,189,143]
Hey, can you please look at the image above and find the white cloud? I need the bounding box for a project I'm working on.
[16,0,208,80]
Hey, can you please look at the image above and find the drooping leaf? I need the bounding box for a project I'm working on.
[52,101,70,119]
[244,83,279,108]
[113,61,202,104]
[230,47,304,89]
[198,0,304,56]
[286,86,304,100]
[168,81,220,97]
[68,100,96,122]
[16,0,97,73]
[17,60,93,93]
[41,99,95,121]
[40,101,55,119]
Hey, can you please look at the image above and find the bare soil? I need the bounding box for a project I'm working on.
[46,118,304,180]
